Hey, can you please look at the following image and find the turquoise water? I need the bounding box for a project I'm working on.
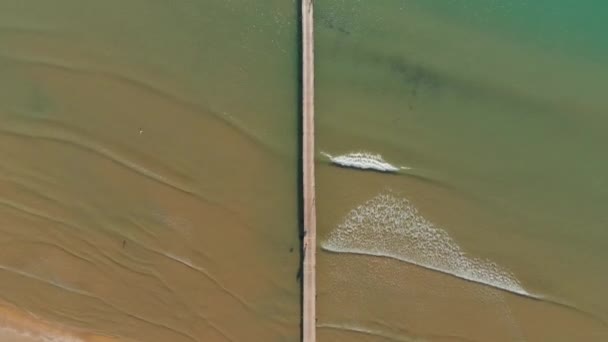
[419,0,608,57]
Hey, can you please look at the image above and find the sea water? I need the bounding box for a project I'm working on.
[316,1,608,340]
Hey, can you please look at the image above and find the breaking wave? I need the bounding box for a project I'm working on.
[322,192,531,297]
[321,152,409,173]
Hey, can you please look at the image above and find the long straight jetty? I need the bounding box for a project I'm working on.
[301,0,316,341]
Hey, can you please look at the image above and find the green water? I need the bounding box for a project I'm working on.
[316,0,608,339]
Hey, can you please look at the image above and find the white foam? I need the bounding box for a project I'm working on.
[321,152,408,172]
[322,192,530,296]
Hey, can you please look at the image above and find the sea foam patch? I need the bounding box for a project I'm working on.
[321,152,408,173]
[322,192,530,296]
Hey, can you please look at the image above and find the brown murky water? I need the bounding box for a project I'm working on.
[0,1,299,341]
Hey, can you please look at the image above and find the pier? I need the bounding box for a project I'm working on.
[301,0,316,341]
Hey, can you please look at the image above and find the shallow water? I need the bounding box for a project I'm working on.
[1,1,607,341]
[0,1,299,341]
[316,0,608,340]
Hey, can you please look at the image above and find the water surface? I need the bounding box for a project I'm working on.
[316,1,608,340]
[0,1,300,341]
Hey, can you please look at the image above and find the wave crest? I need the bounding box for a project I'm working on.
[321,152,408,173]
[322,192,530,296]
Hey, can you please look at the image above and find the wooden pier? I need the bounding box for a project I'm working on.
[301,0,316,341]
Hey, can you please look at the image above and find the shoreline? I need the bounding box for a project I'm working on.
[0,300,118,342]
